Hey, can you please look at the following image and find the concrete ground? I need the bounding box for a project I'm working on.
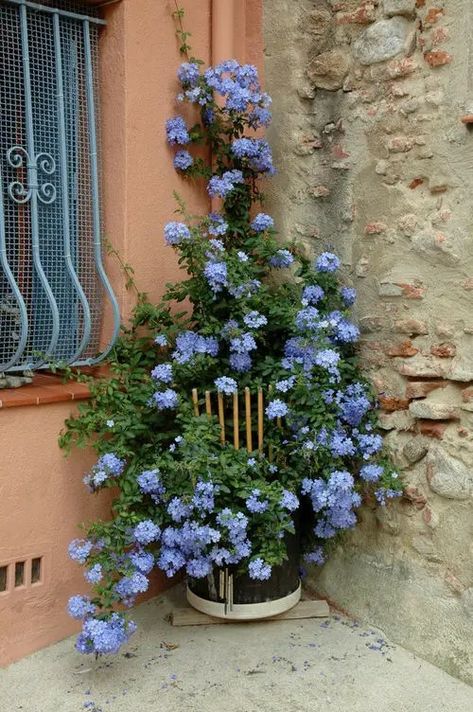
[2,584,472,712]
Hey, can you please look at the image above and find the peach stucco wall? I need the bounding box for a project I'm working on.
[0,0,263,666]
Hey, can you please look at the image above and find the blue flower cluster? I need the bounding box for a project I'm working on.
[83,452,125,491]
[171,331,219,365]
[165,116,190,145]
[231,138,275,175]
[207,169,244,198]
[76,614,137,655]
[302,470,361,539]
[246,489,269,514]
[164,221,191,246]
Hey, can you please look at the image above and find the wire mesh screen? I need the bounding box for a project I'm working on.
[0,0,119,372]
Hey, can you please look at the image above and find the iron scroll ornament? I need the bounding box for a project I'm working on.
[6,145,57,205]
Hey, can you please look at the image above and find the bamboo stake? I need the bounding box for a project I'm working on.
[217,392,225,444]
[192,388,199,416]
[244,387,252,453]
[233,392,239,449]
[257,387,264,453]
[205,390,212,417]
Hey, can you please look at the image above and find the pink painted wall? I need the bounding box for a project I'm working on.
[0,0,263,666]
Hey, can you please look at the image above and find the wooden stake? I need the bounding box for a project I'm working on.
[233,391,239,450]
[217,392,225,444]
[205,390,212,417]
[257,387,264,453]
[192,388,199,417]
[244,387,252,453]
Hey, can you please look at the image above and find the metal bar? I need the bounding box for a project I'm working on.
[0,165,29,371]
[80,18,120,365]
[52,11,92,364]
[2,0,107,25]
[19,1,61,364]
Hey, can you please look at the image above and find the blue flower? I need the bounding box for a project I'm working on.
[85,564,103,584]
[357,432,383,459]
[243,310,267,329]
[315,252,340,273]
[192,481,217,513]
[248,558,272,581]
[173,150,193,171]
[129,550,154,575]
[165,116,190,145]
[230,333,256,353]
[177,62,200,86]
[231,138,274,174]
[246,489,269,514]
[153,388,179,410]
[69,539,93,564]
[151,363,173,383]
[360,464,383,482]
[186,557,212,578]
[374,488,402,507]
[275,377,295,393]
[68,595,96,620]
[76,613,136,655]
[215,376,238,395]
[302,285,325,305]
[83,452,126,490]
[204,259,228,292]
[250,213,274,232]
[137,469,165,500]
[207,170,244,198]
[266,399,288,419]
[237,250,249,262]
[340,286,356,306]
[280,490,299,512]
[133,520,161,545]
[172,331,219,364]
[269,249,294,268]
[164,221,191,246]
[229,352,252,372]
[115,571,149,602]
[167,497,193,523]
[208,213,228,236]
[155,334,168,347]
[304,547,325,566]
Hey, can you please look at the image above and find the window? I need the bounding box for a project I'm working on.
[0,0,119,373]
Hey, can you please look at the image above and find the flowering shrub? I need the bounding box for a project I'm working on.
[61,49,401,656]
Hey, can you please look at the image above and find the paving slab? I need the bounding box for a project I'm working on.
[1,584,472,712]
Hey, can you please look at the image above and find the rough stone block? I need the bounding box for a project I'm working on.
[378,410,415,430]
[409,401,459,420]
[379,395,410,411]
[403,438,428,463]
[353,18,414,66]
[396,356,447,378]
[307,50,350,90]
[337,2,377,25]
[383,0,416,17]
[427,446,473,499]
[394,319,428,335]
[405,381,447,399]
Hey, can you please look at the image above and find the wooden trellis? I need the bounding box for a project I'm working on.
[191,386,266,451]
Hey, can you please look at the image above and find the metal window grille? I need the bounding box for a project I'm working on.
[0,0,119,372]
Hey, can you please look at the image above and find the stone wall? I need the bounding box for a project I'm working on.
[263,0,473,683]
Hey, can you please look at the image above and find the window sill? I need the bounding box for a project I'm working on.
[0,374,91,409]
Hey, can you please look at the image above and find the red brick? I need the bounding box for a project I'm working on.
[430,343,456,358]
[417,421,447,439]
[387,340,419,358]
[403,486,427,510]
[398,283,425,299]
[379,395,410,412]
[424,50,452,68]
[336,2,377,24]
[462,387,473,403]
[425,7,444,25]
[405,381,448,399]
[386,58,417,79]
[409,177,424,189]
[365,222,387,235]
